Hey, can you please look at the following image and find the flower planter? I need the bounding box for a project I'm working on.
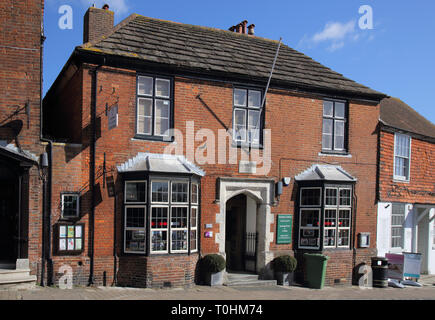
[275,271,294,286]
[204,270,224,286]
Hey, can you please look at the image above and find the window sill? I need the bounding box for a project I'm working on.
[319,151,351,158]
[231,141,263,150]
[392,177,410,184]
[132,135,174,143]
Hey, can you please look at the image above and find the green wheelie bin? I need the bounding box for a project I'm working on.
[304,253,329,289]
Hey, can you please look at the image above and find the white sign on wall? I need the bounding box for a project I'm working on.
[108,105,118,130]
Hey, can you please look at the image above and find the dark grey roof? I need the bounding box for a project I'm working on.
[380,97,435,140]
[78,14,385,100]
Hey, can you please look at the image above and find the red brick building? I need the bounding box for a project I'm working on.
[0,0,46,285]
[42,6,387,287]
[376,97,435,275]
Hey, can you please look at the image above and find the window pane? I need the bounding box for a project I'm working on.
[126,207,145,228]
[234,89,247,106]
[325,188,337,206]
[125,182,146,203]
[338,229,349,246]
[151,207,168,228]
[324,209,336,227]
[248,110,260,143]
[190,229,197,251]
[322,119,333,149]
[137,98,152,135]
[395,135,410,158]
[63,195,79,217]
[324,229,336,247]
[301,188,321,206]
[339,189,351,206]
[339,210,350,227]
[172,182,188,203]
[335,102,345,118]
[334,120,345,150]
[155,78,170,98]
[300,209,319,227]
[125,230,145,252]
[151,230,167,251]
[171,230,188,251]
[138,76,153,96]
[300,228,319,248]
[152,182,169,203]
[155,99,170,136]
[234,108,246,141]
[191,184,198,204]
[191,207,198,227]
[171,207,188,228]
[323,101,333,117]
[248,90,261,108]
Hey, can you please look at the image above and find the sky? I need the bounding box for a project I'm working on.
[43,0,435,124]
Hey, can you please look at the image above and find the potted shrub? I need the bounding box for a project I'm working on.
[273,255,297,285]
[200,254,226,286]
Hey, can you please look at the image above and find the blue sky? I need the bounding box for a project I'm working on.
[44,0,435,124]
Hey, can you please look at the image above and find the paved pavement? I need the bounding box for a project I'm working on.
[1,275,434,301]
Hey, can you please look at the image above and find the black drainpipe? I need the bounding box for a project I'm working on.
[89,58,105,286]
[39,16,53,286]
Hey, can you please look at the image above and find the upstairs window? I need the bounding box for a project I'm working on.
[233,88,263,146]
[394,133,411,181]
[136,75,172,139]
[322,100,347,152]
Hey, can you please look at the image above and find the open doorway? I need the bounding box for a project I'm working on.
[225,193,257,273]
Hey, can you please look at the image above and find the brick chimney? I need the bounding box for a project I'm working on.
[229,20,253,35]
[83,4,114,43]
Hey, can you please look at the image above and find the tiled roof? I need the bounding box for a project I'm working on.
[295,164,356,182]
[78,14,385,100]
[380,97,435,140]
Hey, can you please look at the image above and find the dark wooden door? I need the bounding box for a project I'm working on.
[0,182,18,261]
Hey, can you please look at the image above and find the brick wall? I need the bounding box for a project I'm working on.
[0,0,45,280]
[379,130,435,204]
[46,62,380,287]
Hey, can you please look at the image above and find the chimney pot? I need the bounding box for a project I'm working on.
[83,6,114,43]
[241,20,248,34]
[248,24,255,35]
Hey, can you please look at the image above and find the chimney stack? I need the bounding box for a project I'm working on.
[83,4,114,43]
[229,20,254,35]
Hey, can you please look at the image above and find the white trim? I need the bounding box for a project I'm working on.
[324,187,338,207]
[190,206,198,253]
[170,205,189,253]
[299,208,321,250]
[171,181,189,204]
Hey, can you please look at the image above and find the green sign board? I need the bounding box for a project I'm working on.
[276,214,292,244]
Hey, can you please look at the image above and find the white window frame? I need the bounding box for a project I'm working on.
[299,208,321,250]
[124,180,147,204]
[393,133,411,181]
[391,203,405,249]
[150,205,169,254]
[337,208,351,248]
[191,183,199,205]
[170,205,189,253]
[61,193,80,219]
[124,205,146,254]
[299,187,322,207]
[151,180,169,204]
[171,181,189,204]
[232,88,262,145]
[323,208,337,248]
[324,187,338,207]
[322,100,347,152]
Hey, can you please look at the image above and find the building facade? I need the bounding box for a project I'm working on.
[41,6,387,288]
[377,98,435,275]
[0,0,46,285]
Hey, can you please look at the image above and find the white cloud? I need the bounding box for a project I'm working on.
[80,0,129,15]
[312,20,356,43]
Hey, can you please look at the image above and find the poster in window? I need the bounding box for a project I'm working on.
[75,225,82,238]
[75,239,82,250]
[303,229,315,238]
[67,238,74,250]
[309,238,318,246]
[300,238,309,246]
[67,226,74,238]
[59,239,66,250]
[60,226,66,238]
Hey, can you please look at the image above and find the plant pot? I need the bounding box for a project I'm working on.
[204,270,224,286]
[275,271,294,286]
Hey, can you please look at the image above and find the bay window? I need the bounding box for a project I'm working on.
[124,178,199,255]
[298,185,353,250]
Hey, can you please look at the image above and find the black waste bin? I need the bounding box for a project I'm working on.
[371,257,388,288]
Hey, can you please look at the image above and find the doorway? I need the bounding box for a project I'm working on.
[0,167,19,263]
[225,193,257,272]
